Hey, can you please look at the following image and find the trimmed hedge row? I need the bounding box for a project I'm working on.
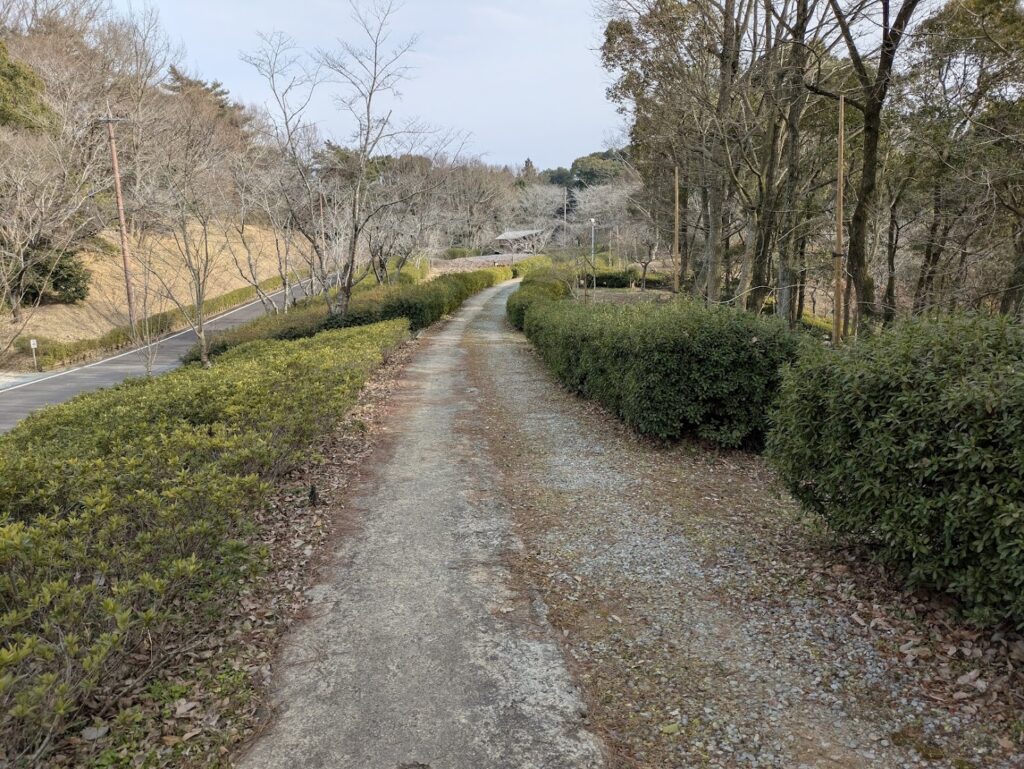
[194,267,512,361]
[332,266,512,332]
[768,315,1024,626]
[518,292,802,448]
[506,271,570,331]
[510,255,553,278]
[593,267,670,289]
[509,281,1024,625]
[0,320,410,760]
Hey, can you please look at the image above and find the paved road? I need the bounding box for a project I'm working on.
[0,282,313,433]
[239,282,604,769]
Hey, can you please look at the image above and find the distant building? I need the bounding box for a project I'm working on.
[494,229,549,254]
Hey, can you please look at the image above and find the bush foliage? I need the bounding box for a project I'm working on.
[506,271,570,330]
[516,288,801,447]
[23,252,91,304]
[510,255,553,278]
[442,247,477,260]
[0,319,409,760]
[768,315,1024,626]
[198,267,513,361]
[592,267,670,289]
[332,266,512,332]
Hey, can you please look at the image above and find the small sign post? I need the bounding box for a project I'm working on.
[29,338,38,371]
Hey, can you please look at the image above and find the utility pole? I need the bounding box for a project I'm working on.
[833,95,845,344]
[673,165,681,293]
[588,217,596,302]
[100,113,137,332]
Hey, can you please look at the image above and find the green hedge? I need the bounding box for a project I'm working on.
[443,247,482,260]
[519,294,802,448]
[588,267,671,289]
[0,320,410,760]
[510,255,553,278]
[192,267,512,362]
[768,315,1024,626]
[506,272,570,330]
[15,273,300,369]
[317,267,512,334]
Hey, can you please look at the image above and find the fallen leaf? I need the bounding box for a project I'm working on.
[81,726,108,741]
[956,670,980,686]
[174,699,199,718]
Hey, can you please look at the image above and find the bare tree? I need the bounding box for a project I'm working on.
[317,0,421,315]
[152,84,237,367]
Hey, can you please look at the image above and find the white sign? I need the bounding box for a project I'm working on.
[29,338,37,350]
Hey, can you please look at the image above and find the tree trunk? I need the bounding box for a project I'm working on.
[750,114,785,312]
[912,186,945,314]
[679,176,690,288]
[737,214,757,308]
[846,99,882,323]
[796,236,808,320]
[772,0,811,326]
[706,0,737,304]
[883,185,904,324]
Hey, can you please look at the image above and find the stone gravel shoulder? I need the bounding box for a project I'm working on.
[466,283,1024,769]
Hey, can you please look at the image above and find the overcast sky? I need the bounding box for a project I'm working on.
[113,0,623,169]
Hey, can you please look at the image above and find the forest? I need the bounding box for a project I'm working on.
[598,0,1024,333]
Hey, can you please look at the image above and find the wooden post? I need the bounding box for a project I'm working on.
[104,115,137,332]
[833,95,845,344]
[673,164,681,293]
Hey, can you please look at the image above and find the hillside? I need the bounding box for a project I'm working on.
[16,227,296,345]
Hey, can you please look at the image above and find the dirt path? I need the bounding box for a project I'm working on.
[241,282,1020,769]
[238,282,604,769]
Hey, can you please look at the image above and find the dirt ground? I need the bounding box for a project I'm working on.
[20,226,293,342]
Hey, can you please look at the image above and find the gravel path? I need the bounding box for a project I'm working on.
[238,282,604,769]
[241,281,1021,769]
[464,284,1022,769]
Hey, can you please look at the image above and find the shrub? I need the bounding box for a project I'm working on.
[591,267,670,289]
[506,271,570,330]
[189,267,512,362]
[0,320,410,760]
[321,267,512,333]
[592,268,634,288]
[23,252,91,304]
[511,255,553,278]
[768,314,1024,626]
[443,247,481,260]
[520,297,802,448]
[183,296,330,363]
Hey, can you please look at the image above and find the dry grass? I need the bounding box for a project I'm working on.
[20,226,297,343]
